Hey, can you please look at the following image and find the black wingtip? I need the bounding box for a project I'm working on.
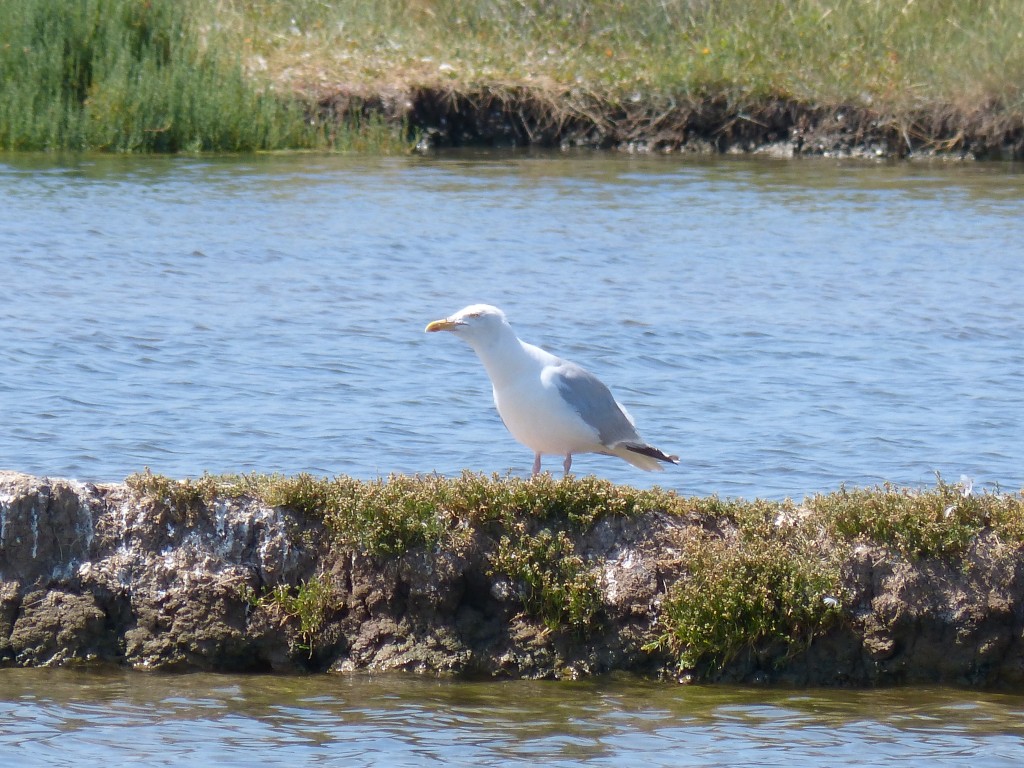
[624,443,680,465]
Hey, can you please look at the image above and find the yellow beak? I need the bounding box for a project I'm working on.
[425,318,459,333]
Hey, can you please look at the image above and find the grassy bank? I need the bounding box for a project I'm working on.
[233,0,1024,112]
[2,0,1022,154]
[126,470,1024,674]
[230,0,1024,155]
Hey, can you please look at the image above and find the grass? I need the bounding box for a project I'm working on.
[225,470,677,554]
[808,475,1024,559]
[125,470,1024,674]
[242,575,336,657]
[0,0,409,152]
[126,471,673,635]
[228,0,1024,113]
[646,497,847,671]
[124,468,223,525]
[3,0,1021,153]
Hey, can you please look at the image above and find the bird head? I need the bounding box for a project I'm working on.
[425,304,511,343]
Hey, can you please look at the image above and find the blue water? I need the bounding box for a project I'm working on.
[1,152,1022,498]
[2,669,1024,767]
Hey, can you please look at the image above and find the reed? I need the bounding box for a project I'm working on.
[0,0,406,152]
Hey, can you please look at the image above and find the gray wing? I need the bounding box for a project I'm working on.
[552,362,642,446]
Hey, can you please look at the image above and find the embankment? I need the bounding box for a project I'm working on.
[2,471,1023,686]
[338,87,1024,159]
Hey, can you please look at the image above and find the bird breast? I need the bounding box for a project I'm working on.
[492,377,601,454]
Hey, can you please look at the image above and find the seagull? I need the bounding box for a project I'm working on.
[425,304,679,476]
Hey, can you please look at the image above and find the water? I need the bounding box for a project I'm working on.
[1,152,1022,498]
[2,153,1024,761]
[1,669,1024,767]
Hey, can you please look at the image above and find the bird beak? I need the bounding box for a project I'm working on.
[425,317,460,333]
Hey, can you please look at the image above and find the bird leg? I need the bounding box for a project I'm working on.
[563,453,573,476]
[532,453,542,476]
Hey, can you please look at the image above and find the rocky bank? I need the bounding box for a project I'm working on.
[2,471,1023,687]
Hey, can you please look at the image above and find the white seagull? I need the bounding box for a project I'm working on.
[425,304,679,476]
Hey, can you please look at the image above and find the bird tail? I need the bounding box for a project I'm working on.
[610,442,680,471]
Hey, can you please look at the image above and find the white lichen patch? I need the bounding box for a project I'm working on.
[601,548,638,605]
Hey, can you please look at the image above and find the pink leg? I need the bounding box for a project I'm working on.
[532,453,542,476]
[563,453,572,476]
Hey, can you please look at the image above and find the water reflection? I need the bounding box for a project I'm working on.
[2,669,1024,766]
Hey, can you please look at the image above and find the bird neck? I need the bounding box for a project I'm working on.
[466,331,537,388]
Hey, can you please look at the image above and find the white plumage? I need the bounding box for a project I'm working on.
[425,304,679,476]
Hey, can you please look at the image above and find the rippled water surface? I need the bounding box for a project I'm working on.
[1,152,1022,498]
[2,669,1024,767]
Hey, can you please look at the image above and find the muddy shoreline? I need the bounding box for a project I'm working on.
[2,471,1023,686]
[325,86,1024,160]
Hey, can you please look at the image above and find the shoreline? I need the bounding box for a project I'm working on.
[326,85,1024,160]
[3,471,1023,686]
[7,0,1023,158]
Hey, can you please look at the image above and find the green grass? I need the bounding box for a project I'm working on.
[224,471,678,555]
[4,0,1021,152]
[127,471,675,635]
[489,520,602,634]
[125,468,223,525]
[125,471,1024,673]
[229,0,1024,113]
[647,478,1024,672]
[809,476,1024,559]
[0,0,409,152]
[242,574,336,657]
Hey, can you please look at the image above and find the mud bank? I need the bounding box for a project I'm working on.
[2,471,1023,687]
[328,87,1024,159]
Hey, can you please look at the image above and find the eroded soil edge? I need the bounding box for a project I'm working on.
[2,472,1022,686]
[332,86,1024,159]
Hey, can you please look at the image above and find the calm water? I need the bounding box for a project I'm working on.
[1,669,1024,767]
[1,152,1022,499]
[3,152,1024,762]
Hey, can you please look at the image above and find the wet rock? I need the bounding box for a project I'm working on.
[9,590,109,665]
[0,581,22,662]
[0,473,96,583]
[861,624,897,661]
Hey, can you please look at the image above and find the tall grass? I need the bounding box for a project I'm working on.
[0,0,404,152]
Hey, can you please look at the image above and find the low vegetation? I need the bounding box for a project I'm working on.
[231,0,1024,113]
[2,0,1022,153]
[646,497,847,671]
[808,477,1024,559]
[125,468,223,525]
[125,470,1024,674]
[490,520,603,634]
[650,532,844,671]
[242,575,336,657]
